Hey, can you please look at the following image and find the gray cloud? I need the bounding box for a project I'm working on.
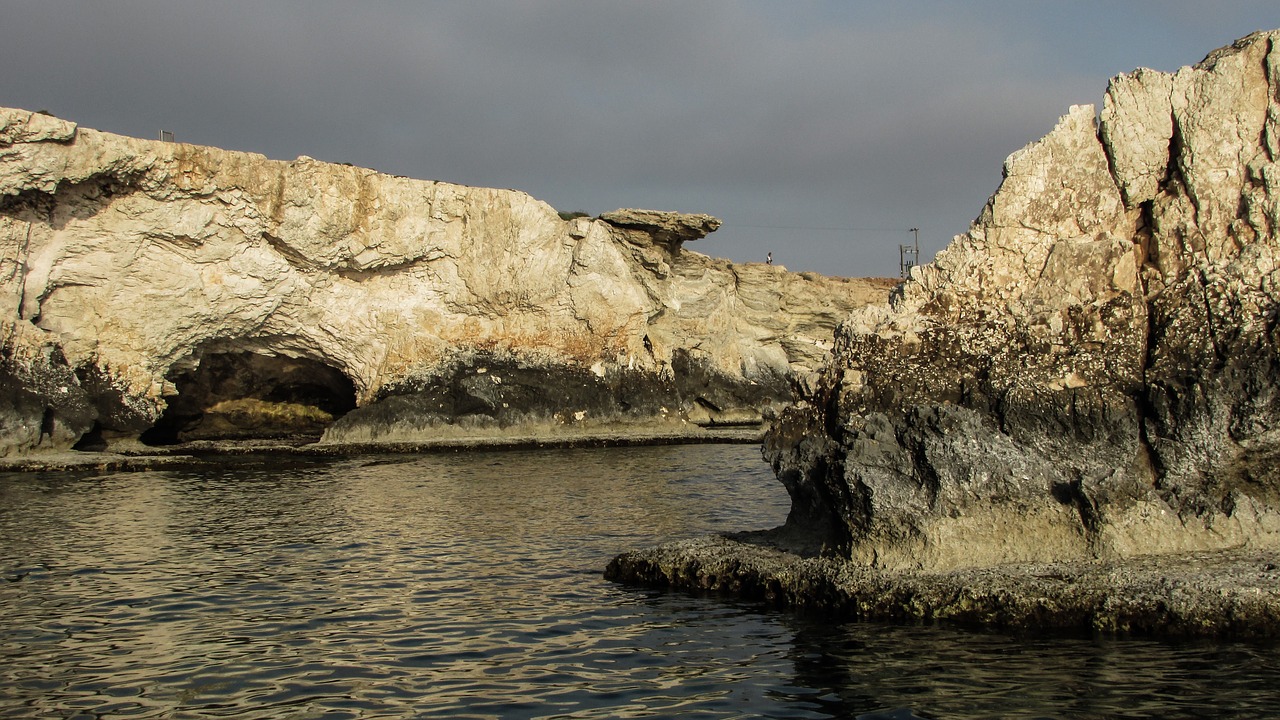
[2,1,1277,276]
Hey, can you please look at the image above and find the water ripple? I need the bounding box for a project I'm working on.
[2,445,1278,718]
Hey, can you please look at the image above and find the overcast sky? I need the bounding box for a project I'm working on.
[3,2,1278,277]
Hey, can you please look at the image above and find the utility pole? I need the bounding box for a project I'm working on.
[899,227,920,279]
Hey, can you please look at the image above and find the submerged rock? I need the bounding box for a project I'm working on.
[0,107,892,454]
[610,30,1280,634]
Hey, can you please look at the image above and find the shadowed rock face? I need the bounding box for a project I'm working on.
[765,30,1280,570]
[0,108,892,454]
[142,351,358,443]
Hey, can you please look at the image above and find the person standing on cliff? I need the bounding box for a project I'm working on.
[766,252,772,265]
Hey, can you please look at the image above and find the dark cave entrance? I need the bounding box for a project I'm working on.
[140,351,357,445]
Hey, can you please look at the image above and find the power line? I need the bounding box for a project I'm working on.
[722,223,916,234]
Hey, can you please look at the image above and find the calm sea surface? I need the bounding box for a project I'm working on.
[1,444,1278,719]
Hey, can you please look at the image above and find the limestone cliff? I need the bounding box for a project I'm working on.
[765,30,1280,570]
[0,108,891,455]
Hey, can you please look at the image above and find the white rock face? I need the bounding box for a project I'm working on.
[0,107,891,454]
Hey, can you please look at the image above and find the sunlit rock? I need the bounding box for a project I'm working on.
[0,107,892,454]
[763,29,1280,570]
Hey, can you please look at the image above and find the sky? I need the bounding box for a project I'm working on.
[2,1,1278,278]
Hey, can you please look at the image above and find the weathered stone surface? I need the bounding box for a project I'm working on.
[598,208,722,248]
[0,106,892,455]
[751,30,1280,572]
[0,110,76,146]
[606,536,1280,638]
[609,30,1280,615]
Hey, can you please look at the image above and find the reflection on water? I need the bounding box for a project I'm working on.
[0,444,1277,719]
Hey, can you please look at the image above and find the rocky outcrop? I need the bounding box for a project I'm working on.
[606,30,1280,622]
[605,537,1280,637]
[758,30,1280,571]
[0,108,893,455]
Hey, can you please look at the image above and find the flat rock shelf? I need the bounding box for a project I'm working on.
[0,424,764,472]
[606,536,1280,639]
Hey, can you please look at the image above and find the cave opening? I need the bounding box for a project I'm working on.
[140,351,357,445]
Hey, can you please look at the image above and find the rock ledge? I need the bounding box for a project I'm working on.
[606,536,1280,638]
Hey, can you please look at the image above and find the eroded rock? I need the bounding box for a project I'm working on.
[605,536,1280,638]
[0,108,892,454]
[598,208,722,248]
[756,30,1280,571]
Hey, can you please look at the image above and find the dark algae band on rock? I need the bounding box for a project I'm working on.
[605,538,1280,638]
[609,30,1280,636]
[0,107,895,455]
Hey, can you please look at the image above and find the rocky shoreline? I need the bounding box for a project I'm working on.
[606,536,1280,639]
[7,28,1280,641]
[606,30,1280,639]
[0,105,894,456]
[0,423,762,472]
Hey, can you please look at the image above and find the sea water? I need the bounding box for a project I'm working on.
[1,444,1277,719]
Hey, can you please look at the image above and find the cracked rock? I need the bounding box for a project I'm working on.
[759,29,1280,571]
